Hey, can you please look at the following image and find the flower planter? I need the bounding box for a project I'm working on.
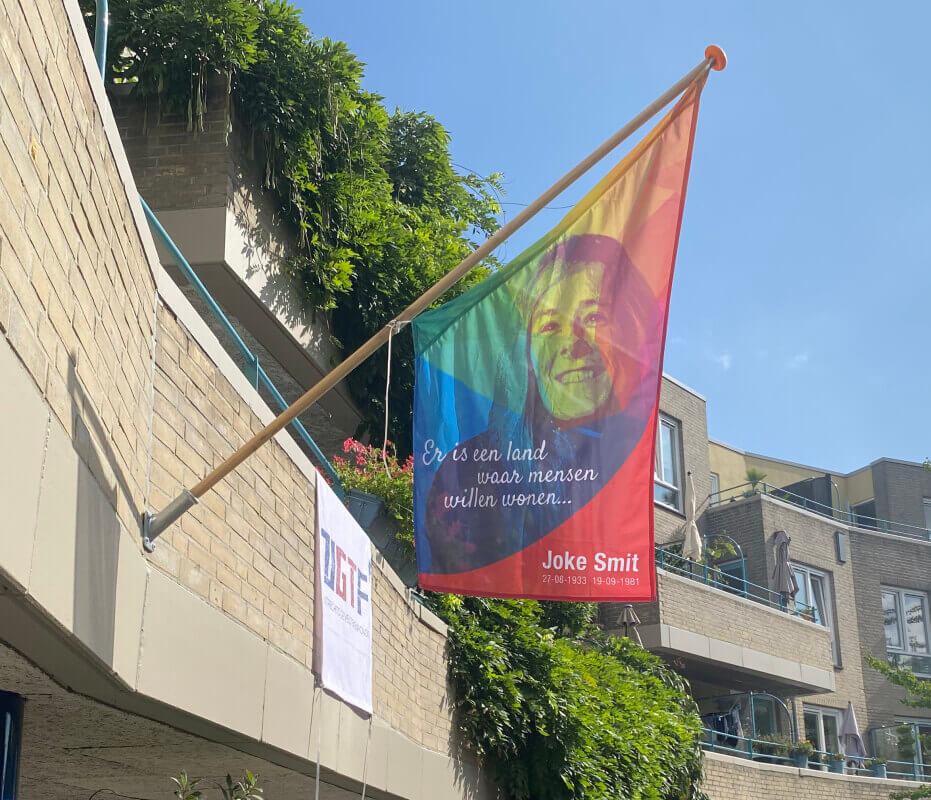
[828,758,846,774]
[345,489,418,588]
[870,763,887,778]
[791,753,809,768]
[367,513,419,588]
[345,488,385,529]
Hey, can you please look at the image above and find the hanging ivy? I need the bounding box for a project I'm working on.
[433,595,707,800]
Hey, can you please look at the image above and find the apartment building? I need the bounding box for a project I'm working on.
[602,375,931,787]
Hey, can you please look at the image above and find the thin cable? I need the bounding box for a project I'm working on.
[382,320,407,476]
[499,201,574,210]
[359,715,373,800]
[86,790,151,800]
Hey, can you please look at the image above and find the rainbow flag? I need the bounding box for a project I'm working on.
[412,77,706,601]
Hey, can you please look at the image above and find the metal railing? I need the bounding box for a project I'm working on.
[870,722,931,781]
[710,482,931,541]
[700,728,920,780]
[141,201,343,494]
[91,2,342,496]
[656,546,817,618]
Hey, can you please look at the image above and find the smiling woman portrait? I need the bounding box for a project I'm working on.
[421,233,661,574]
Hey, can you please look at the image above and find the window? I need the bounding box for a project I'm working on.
[654,415,682,511]
[804,705,843,761]
[882,587,931,677]
[924,498,931,533]
[710,472,720,504]
[793,565,840,666]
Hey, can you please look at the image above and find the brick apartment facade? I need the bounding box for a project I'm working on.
[0,0,929,798]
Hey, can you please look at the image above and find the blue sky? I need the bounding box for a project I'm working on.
[295,0,930,473]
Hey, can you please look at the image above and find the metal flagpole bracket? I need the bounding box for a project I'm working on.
[142,490,198,552]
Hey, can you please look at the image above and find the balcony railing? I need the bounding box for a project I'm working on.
[710,482,931,542]
[655,546,815,619]
[870,722,931,781]
[701,728,926,781]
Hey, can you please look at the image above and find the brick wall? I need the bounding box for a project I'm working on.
[112,86,356,464]
[702,752,914,800]
[657,570,831,669]
[704,496,768,587]
[111,85,231,211]
[872,459,931,530]
[0,0,455,756]
[849,526,931,726]
[655,376,710,544]
[757,499,870,735]
[0,0,154,542]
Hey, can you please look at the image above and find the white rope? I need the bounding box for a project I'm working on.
[382,320,408,476]
[359,716,373,799]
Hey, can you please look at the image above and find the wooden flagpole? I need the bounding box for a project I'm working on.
[142,46,726,548]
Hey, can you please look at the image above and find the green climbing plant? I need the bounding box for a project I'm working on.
[432,595,707,800]
[79,0,502,453]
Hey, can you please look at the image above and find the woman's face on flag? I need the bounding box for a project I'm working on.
[529,262,616,422]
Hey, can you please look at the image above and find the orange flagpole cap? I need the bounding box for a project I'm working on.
[704,45,727,71]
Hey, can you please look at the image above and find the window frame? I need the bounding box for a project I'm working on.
[654,414,683,513]
[710,472,720,504]
[792,564,840,667]
[803,704,844,761]
[882,587,931,673]
[923,498,931,533]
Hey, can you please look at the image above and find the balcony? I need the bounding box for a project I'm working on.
[711,481,931,542]
[617,550,835,694]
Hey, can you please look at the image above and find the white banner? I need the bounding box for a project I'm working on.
[313,478,373,715]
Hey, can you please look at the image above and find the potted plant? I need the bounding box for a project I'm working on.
[869,758,887,778]
[743,468,767,497]
[334,439,418,587]
[827,753,846,774]
[755,734,791,763]
[788,740,814,768]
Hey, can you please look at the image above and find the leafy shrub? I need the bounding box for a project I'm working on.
[172,770,263,800]
[433,595,706,800]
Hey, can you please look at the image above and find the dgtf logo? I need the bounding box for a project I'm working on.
[320,528,369,616]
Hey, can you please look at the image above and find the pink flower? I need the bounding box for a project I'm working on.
[355,453,366,467]
[343,438,353,453]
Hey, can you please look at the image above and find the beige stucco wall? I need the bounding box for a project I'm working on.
[709,442,878,514]
[846,466,875,507]
[0,0,488,796]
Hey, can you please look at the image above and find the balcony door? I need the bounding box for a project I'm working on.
[804,705,843,761]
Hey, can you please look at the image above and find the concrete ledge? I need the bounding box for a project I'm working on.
[640,623,835,693]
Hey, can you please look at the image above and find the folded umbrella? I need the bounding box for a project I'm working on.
[772,530,798,605]
[681,472,703,561]
[840,701,867,761]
